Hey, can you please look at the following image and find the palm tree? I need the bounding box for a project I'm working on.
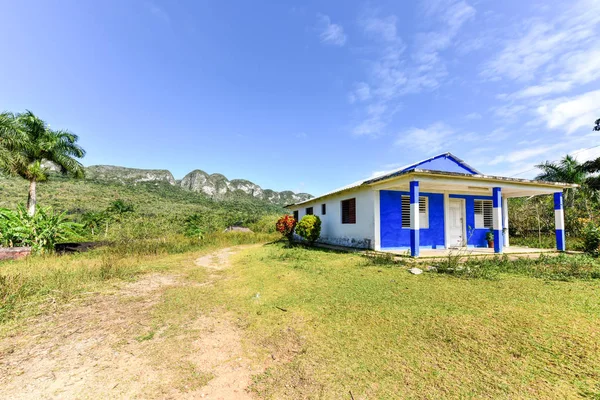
[535,155,586,183]
[0,112,26,175]
[13,111,86,215]
[535,155,587,206]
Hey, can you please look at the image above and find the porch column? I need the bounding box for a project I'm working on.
[554,192,566,251]
[492,187,503,253]
[410,181,420,257]
[502,196,509,247]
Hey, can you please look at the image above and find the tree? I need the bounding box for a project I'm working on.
[535,155,586,206]
[81,211,108,235]
[12,111,85,216]
[0,112,25,176]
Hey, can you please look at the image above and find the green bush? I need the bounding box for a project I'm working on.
[248,214,279,234]
[0,205,81,254]
[295,215,321,244]
[582,223,600,256]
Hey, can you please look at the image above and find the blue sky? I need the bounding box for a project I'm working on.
[1,0,599,196]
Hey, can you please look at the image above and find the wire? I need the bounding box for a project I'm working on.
[509,143,600,177]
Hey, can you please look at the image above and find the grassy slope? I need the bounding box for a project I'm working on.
[0,175,284,237]
[170,244,600,399]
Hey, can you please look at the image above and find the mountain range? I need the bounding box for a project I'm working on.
[84,165,312,205]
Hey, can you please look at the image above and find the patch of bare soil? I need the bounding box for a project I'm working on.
[0,246,260,399]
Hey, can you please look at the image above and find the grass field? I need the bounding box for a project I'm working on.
[181,244,600,399]
[2,240,600,398]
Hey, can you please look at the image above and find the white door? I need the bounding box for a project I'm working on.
[447,199,465,248]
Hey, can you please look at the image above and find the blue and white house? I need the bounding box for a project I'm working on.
[287,153,575,257]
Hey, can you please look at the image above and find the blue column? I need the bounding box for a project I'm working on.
[492,187,503,253]
[410,181,420,257]
[554,192,566,251]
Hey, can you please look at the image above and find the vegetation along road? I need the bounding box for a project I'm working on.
[2,240,599,399]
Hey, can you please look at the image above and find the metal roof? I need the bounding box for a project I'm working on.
[285,152,576,208]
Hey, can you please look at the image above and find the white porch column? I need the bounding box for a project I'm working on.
[410,181,420,257]
[554,192,566,251]
[492,187,503,253]
[502,196,509,247]
[373,190,381,251]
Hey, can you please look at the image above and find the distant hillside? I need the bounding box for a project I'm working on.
[86,165,176,185]
[0,174,286,232]
[85,165,312,205]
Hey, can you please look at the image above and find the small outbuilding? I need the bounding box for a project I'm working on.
[286,153,576,257]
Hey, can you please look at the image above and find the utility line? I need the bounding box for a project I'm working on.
[510,143,600,177]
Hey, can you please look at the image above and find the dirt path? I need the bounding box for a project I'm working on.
[0,246,260,399]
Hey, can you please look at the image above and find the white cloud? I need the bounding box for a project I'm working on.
[572,146,600,163]
[413,0,475,67]
[317,14,346,46]
[509,47,600,99]
[482,0,600,84]
[146,2,170,24]
[465,112,482,120]
[394,122,457,153]
[351,2,474,137]
[295,132,308,139]
[352,102,389,136]
[536,89,600,134]
[488,144,563,166]
[348,82,371,103]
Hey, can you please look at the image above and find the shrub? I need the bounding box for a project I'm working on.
[107,199,135,215]
[248,214,280,234]
[0,205,81,254]
[295,215,321,244]
[275,215,296,244]
[582,222,600,256]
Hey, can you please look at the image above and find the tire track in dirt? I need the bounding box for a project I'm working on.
[0,245,261,400]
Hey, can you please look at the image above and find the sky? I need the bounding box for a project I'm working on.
[1,0,599,196]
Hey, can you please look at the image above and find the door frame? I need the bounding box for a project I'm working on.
[445,196,466,248]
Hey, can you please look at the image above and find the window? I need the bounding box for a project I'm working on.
[341,198,356,224]
[306,207,313,215]
[321,204,326,215]
[474,200,493,229]
[293,210,299,221]
[401,196,429,229]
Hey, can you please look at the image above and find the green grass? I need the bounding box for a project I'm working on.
[0,232,277,327]
[0,174,284,240]
[177,243,600,399]
[510,234,584,251]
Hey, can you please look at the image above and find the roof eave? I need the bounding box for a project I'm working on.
[374,169,579,188]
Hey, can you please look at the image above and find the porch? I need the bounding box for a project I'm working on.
[372,170,571,257]
[380,245,558,260]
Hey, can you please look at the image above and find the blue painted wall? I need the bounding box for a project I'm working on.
[380,191,493,249]
[380,190,445,249]
[449,194,493,247]
[406,155,477,175]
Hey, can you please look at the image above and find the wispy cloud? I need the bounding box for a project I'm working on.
[488,144,563,166]
[348,82,371,103]
[146,2,170,24]
[350,1,475,137]
[394,122,476,154]
[465,112,482,120]
[536,89,600,134]
[481,1,600,83]
[316,14,346,46]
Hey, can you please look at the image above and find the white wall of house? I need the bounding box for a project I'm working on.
[289,188,375,249]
